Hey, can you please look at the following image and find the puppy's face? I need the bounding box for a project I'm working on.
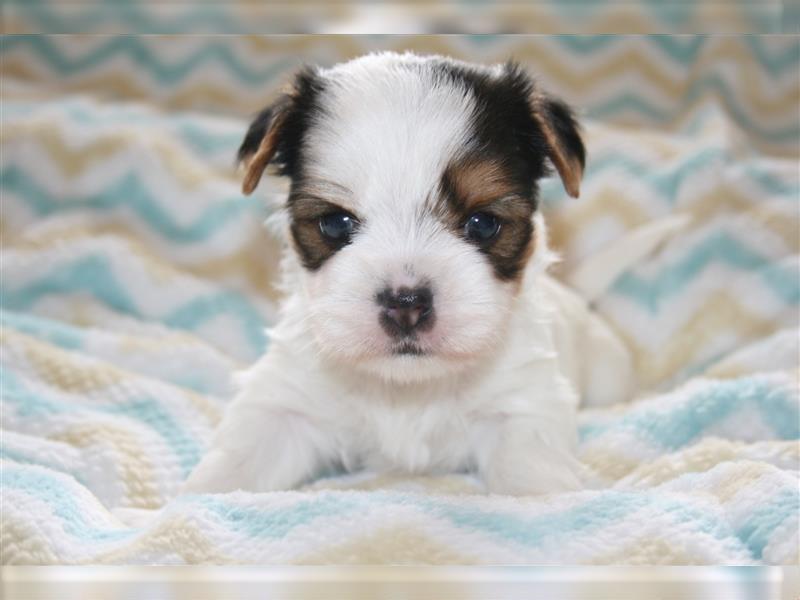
[240,53,585,383]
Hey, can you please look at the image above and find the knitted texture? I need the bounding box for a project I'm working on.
[1,35,798,565]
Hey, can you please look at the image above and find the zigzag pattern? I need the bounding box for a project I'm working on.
[1,32,798,566]
[1,250,271,359]
[2,165,253,243]
[2,4,787,35]
[3,36,797,152]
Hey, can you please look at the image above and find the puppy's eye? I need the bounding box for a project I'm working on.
[319,212,359,242]
[464,212,500,243]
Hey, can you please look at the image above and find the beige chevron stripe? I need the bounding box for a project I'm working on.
[3,89,795,163]
[1,65,258,114]
[1,226,255,356]
[230,3,766,34]
[178,388,221,426]
[588,536,699,565]
[51,424,162,509]
[10,222,283,302]
[4,38,798,124]
[507,44,800,114]
[703,460,785,504]
[0,510,61,564]
[743,203,800,251]
[1,328,126,394]
[548,184,799,264]
[3,4,771,36]
[295,525,481,565]
[1,328,222,424]
[613,292,782,387]
[583,126,694,159]
[580,448,642,482]
[707,362,800,384]
[547,187,651,259]
[11,230,195,285]
[94,516,230,564]
[621,438,800,489]
[1,121,238,188]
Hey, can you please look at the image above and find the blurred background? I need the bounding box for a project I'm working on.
[2,0,797,34]
[3,34,798,385]
[1,3,799,591]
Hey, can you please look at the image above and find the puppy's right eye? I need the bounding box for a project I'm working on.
[319,212,359,243]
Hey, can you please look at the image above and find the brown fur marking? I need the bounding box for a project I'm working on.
[288,183,356,270]
[438,157,536,282]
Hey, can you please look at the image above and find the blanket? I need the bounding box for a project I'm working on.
[1,35,798,565]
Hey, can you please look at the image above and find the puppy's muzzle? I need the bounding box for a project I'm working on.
[377,286,434,338]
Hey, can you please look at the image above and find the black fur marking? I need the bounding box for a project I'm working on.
[539,96,586,173]
[237,66,326,180]
[237,57,584,277]
[426,58,583,281]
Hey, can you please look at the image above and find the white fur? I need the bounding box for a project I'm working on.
[183,53,635,497]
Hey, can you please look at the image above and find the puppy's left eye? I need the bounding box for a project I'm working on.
[319,212,359,243]
[464,212,501,243]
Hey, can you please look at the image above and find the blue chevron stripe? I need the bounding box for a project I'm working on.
[541,147,798,204]
[0,445,88,488]
[551,37,797,75]
[579,376,800,445]
[5,148,794,246]
[736,487,799,559]
[587,77,800,144]
[611,233,800,312]
[195,494,366,538]
[1,255,269,354]
[420,490,743,551]
[2,254,140,316]
[4,35,798,88]
[3,465,137,541]
[2,100,244,157]
[1,166,263,243]
[192,488,739,549]
[3,5,249,35]
[2,368,203,476]
[163,293,268,354]
[0,310,85,350]
[2,36,297,86]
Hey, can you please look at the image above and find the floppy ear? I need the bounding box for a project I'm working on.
[531,94,586,198]
[237,96,292,195]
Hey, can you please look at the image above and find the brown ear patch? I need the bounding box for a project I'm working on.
[237,66,325,195]
[241,106,289,196]
[530,93,586,199]
[437,157,536,282]
[539,121,582,198]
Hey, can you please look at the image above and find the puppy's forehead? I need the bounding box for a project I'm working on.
[304,56,494,212]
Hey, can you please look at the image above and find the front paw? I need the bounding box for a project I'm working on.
[181,449,251,494]
[483,447,585,496]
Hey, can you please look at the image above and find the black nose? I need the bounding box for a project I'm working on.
[377,286,434,337]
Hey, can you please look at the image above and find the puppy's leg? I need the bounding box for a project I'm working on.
[580,312,636,407]
[475,415,583,496]
[182,398,334,494]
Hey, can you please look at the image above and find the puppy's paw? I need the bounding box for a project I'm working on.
[479,421,585,497]
[484,458,583,496]
[180,403,332,494]
[180,449,250,495]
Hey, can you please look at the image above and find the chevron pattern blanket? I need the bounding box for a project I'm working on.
[1,35,798,565]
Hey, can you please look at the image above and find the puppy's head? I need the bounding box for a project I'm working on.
[239,53,585,383]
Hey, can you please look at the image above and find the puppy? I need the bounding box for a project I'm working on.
[183,52,634,496]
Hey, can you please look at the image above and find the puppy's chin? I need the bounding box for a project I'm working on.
[310,334,503,385]
[349,352,482,385]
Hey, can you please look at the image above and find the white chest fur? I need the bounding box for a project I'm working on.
[183,272,630,495]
